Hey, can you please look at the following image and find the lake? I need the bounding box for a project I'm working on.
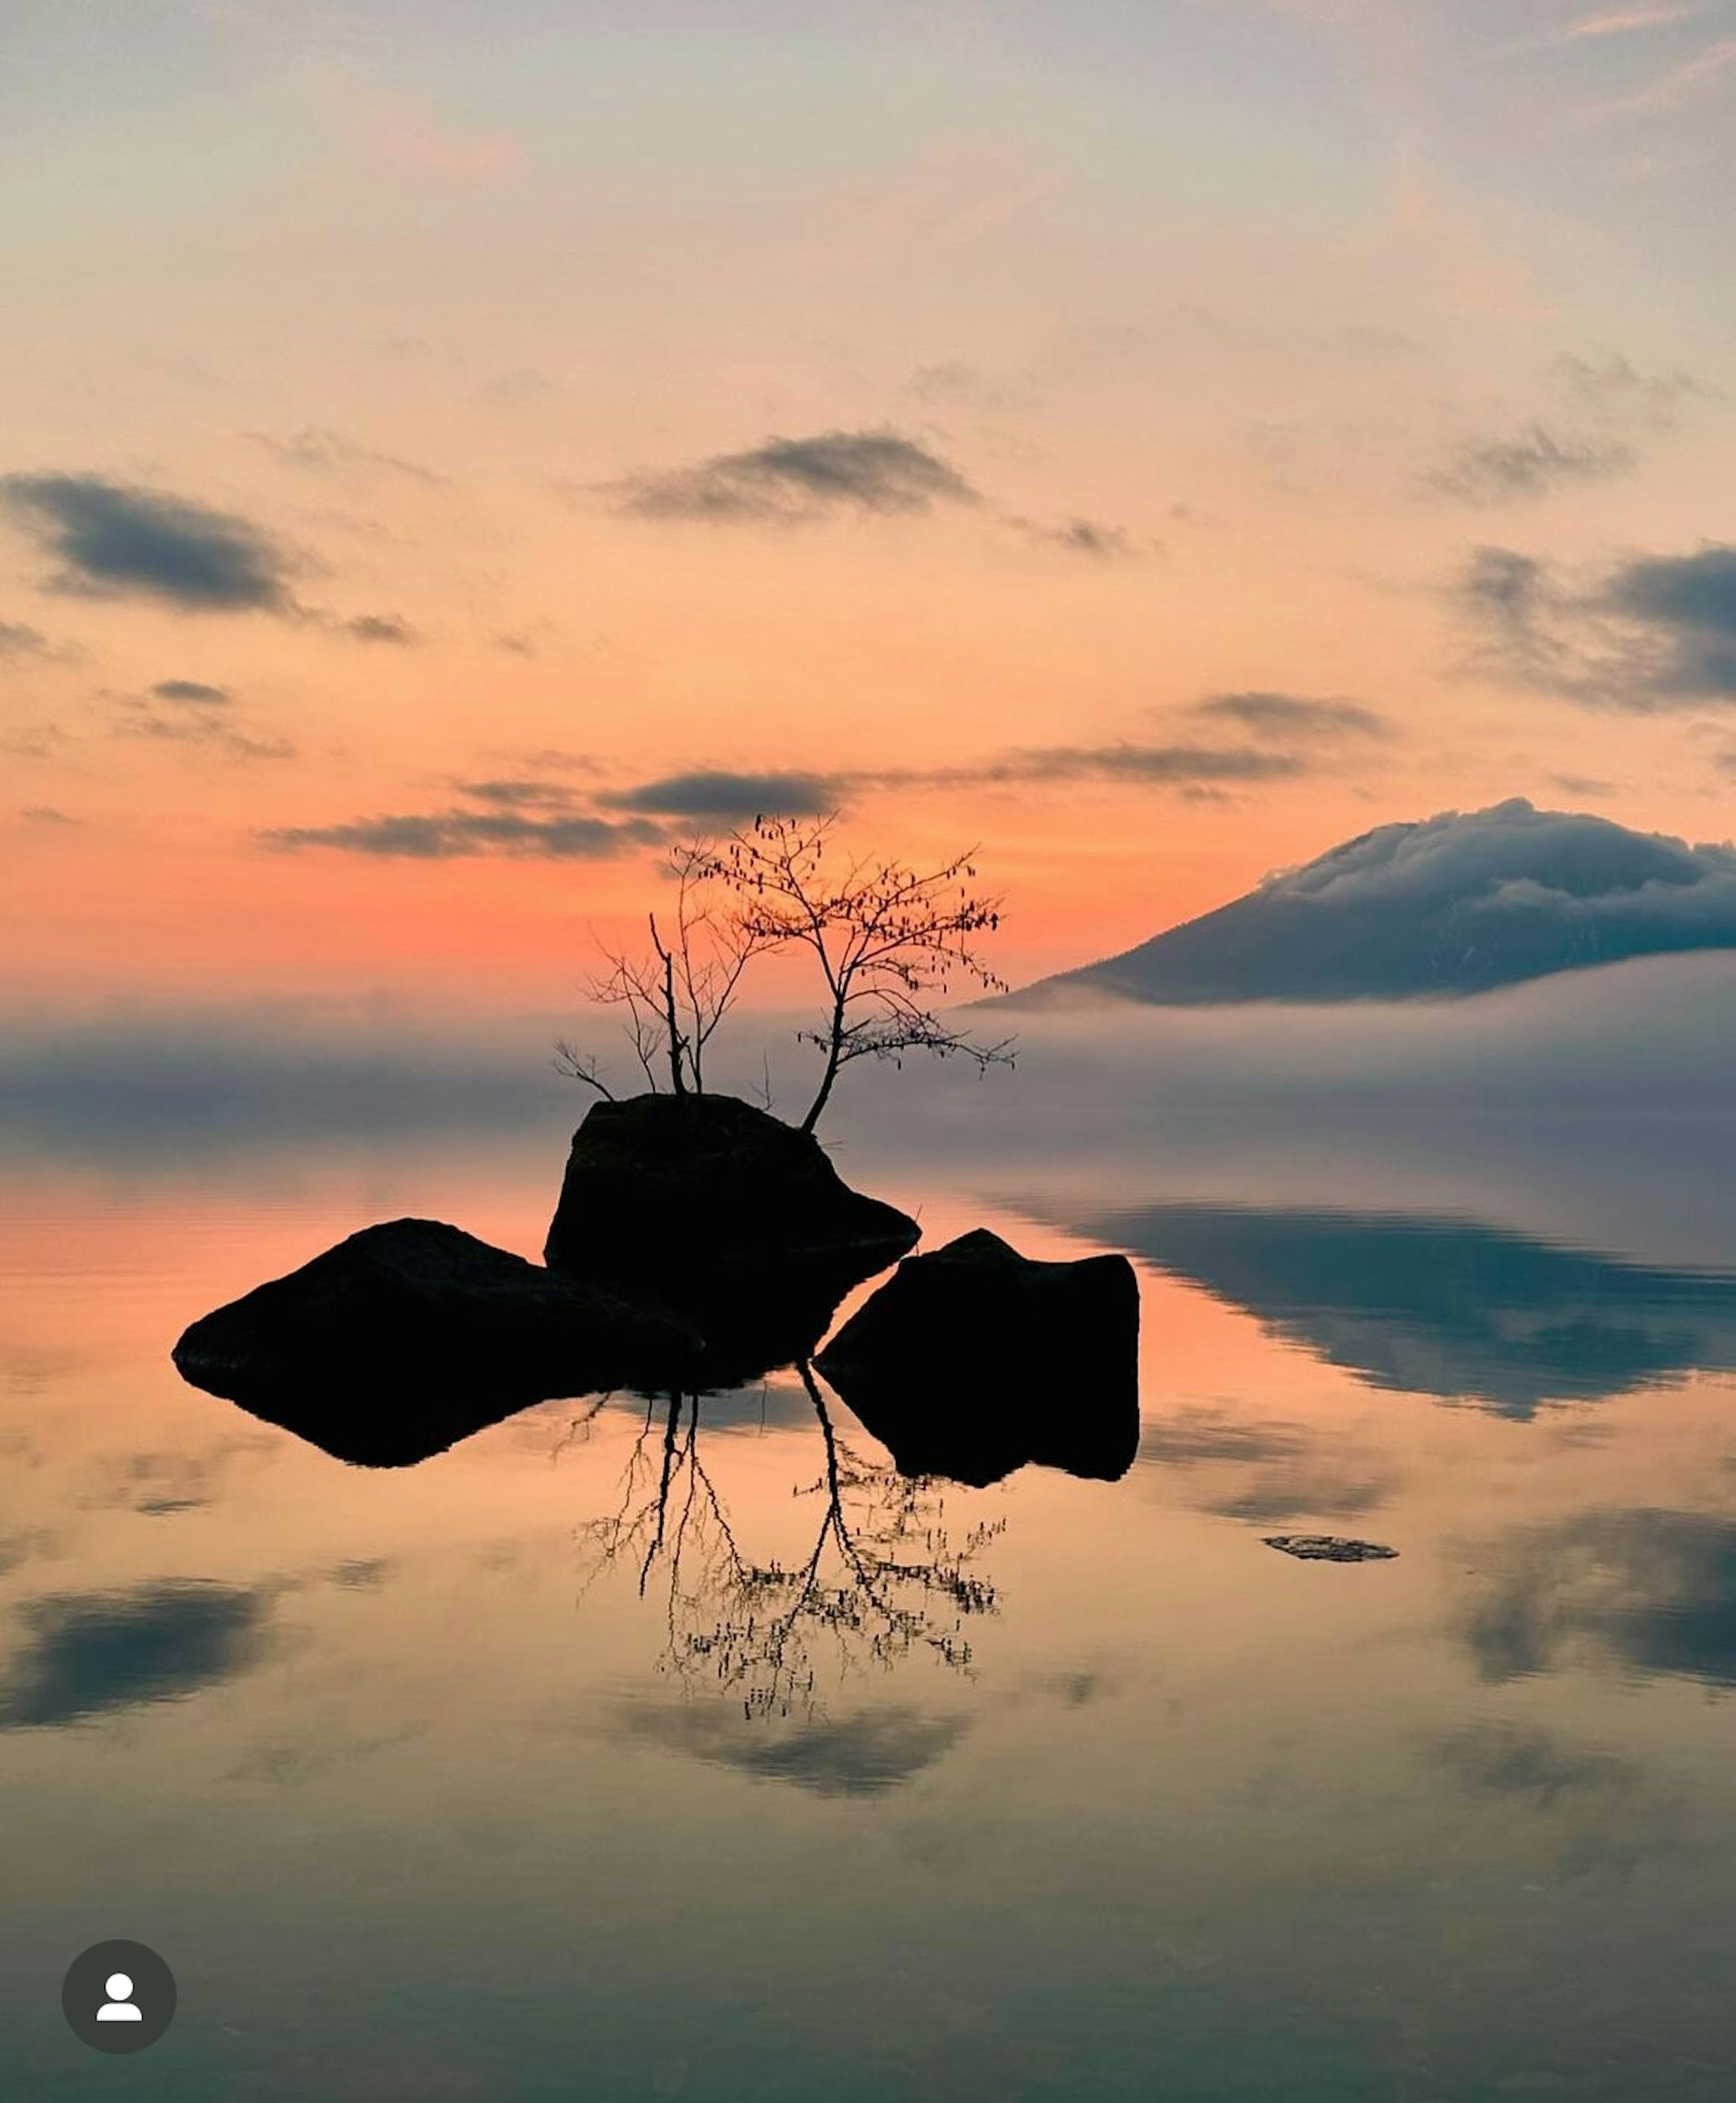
[4,1046,1736,2101]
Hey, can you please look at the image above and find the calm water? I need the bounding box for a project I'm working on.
[5,1082,1736,2101]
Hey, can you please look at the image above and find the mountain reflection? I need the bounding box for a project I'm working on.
[1066,1202,1736,1413]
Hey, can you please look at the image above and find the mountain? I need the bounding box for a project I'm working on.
[1001,797,1736,1007]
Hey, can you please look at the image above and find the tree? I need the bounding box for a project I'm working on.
[697,814,1016,1133]
[559,813,1015,1131]
[555,841,769,1100]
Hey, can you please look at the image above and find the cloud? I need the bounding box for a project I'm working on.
[1550,352,1710,423]
[245,425,450,487]
[1463,1509,1736,1687]
[0,617,50,656]
[615,1700,967,1796]
[609,428,980,523]
[19,806,78,826]
[0,722,66,761]
[451,777,580,811]
[118,685,293,761]
[151,678,231,704]
[1006,515,1146,559]
[342,612,419,645]
[0,472,296,612]
[261,808,663,858]
[1427,424,1634,503]
[1188,691,1390,742]
[602,769,840,819]
[1010,797,1736,1005]
[1429,1722,1639,1810]
[1458,539,1736,704]
[0,1580,274,1728]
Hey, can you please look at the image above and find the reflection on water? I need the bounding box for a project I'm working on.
[1065,1200,1736,1412]
[582,1371,1003,1720]
[4,1117,1736,2100]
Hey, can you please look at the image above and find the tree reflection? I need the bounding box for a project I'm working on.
[578,1364,1004,1718]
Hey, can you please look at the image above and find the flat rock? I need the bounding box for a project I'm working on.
[173,1218,702,1466]
[815,1227,1141,1488]
[1264,1535,1398,1562]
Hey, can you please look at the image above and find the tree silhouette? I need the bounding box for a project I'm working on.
[575,1365,1004,1719]
[698,814,1016,1131]
[558,815,1014,1129]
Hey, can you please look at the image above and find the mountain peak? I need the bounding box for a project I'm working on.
[1001,800,1736,1008]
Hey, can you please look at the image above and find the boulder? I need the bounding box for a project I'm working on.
[172,1218,702,1466]
[815,1228,1141,1488]
[545,1092,919,1286]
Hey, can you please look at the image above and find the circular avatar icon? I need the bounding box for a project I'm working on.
[62,1941,177,2055]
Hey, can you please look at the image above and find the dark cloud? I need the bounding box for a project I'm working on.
[616,1700,967,1796]
[1189,690,1389,742]
[602,769,839,819]
[19,805,78,825]
[451,777,579,811]
[1428,424,1634,503]
[1463,1509,1736,1687]
[1429,1721,1639,1810]
[1012,798,1736,1006]
[343,612,419,646]
[245,425,450,487]
[610,428,980,523]
[0,472,296,612]
[0,1580,274,1728]
[911,743,1307,790]
[150,678,231,704]
[1457,539,1736,707]
[0,617,50,656]
[262,808,663,858]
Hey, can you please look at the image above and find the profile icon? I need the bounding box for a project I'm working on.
[62,1941,175,2054]
[98,1972,142,2023]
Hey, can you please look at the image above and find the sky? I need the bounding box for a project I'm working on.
[4,0,1736,1023]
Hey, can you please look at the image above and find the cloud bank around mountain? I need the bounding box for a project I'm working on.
[1008,797,1736,1005]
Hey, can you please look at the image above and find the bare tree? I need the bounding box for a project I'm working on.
[697,814,1016,1132]
[556,841,769,1100]
[576,1367,1004,1720]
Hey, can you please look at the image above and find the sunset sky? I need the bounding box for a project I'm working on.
[5,0,1736,1019]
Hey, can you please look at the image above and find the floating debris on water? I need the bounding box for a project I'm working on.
[1264,1535,1398,1563]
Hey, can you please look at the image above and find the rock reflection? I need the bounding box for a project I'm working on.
[578,1365,1003,1720]
[1070,1201,1736,1413]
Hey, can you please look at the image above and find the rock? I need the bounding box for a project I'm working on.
[543,1092,919,1389]
[1264,1535,1397,1562]
[172,1219,702,1466]
[545,1093,920,1279]
[814,1228,1141,1488]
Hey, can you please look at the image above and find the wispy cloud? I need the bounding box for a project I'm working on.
[1427,424,1635,503]
[1188,691,1391,742]
[262,809,664,859]
[1457,539,1736,705]
[0,618,51,657]
[607,429,981,523]
[245,425,450,488]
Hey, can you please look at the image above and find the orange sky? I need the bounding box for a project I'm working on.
[4,0,1735,1014]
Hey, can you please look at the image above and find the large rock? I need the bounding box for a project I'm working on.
[173,1219,702,1466]
[815,1228,1141,1488]
[543,1093,920,1393]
